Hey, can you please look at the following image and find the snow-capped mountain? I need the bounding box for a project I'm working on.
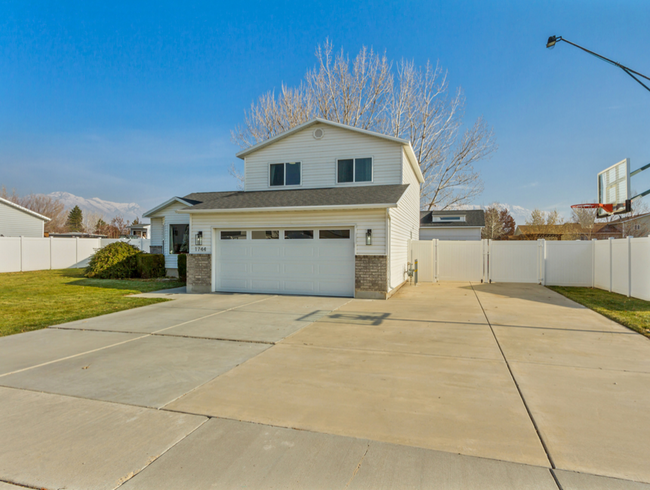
[48,192,144,222]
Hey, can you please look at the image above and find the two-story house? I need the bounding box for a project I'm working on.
[143,118,423,299]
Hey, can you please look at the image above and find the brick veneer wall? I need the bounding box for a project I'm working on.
[150,246,163,254]
[187,254,212,293]
[355,255,388,299]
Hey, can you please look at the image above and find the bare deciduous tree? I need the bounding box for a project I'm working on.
[570,206,598,240]
[1,186,68,233]
[231,41,497,209]
[482,206,504,239]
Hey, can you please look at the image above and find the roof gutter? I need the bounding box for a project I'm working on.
[176,202,399,214]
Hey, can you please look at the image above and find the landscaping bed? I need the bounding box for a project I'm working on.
[0,269,185,337]
[548,286,650,338]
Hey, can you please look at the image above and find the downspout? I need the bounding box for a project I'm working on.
[386,208,391,290]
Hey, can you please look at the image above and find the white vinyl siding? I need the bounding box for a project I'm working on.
[150,218,164,247]
[0,202,46,238]
[190,208,387,257]
[388,149,421,289]
[244,123,403,191]
[146,202,190,269]
[419,227,482,241]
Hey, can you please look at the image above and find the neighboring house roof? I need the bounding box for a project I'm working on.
[515,222,621,236]
[0,196,51,222]
[420,210,486,228]
[176,184,410,214]
[235,118,425,184]
[143,196,201,218]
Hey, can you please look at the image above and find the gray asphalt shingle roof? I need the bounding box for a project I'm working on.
[420,209,485,228]
[182,184,410,211]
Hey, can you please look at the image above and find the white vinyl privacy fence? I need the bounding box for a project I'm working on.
[0,237,150,273]
[409,237,650,301]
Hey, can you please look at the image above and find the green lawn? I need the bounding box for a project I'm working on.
[548,286,650,338]
[0,269,185,337]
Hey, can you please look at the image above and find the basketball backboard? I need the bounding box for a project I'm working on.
[597,159,631,216]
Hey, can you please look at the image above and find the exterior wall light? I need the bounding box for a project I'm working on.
[366,229,372,246]
[195,231,203,246]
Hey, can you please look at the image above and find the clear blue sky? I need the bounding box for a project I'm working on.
[1,0,649,217]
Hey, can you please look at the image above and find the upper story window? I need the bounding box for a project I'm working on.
[432,215,466,222]
[270,162,301,186]
[337,157,372,183]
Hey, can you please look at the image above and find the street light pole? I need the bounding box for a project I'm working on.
[546,35,650,93]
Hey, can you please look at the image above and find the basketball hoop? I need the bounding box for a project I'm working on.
[571,203,614,214]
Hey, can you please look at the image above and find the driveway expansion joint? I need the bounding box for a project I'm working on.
[470,282,557,470]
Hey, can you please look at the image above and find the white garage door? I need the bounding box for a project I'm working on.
[214,228,355,297]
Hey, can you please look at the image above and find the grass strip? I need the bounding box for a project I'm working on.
[0,269,185,337]
[548,286,650,338]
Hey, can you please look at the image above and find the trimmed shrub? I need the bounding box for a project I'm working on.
[136,254,166,279]
[177,253,187,282]
[85,242,142,279]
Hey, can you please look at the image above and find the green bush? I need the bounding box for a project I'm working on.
[177,253,187,282]
[85,242,142,279]
[136,254,166,279]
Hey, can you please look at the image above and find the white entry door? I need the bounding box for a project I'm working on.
[214,228,355,297]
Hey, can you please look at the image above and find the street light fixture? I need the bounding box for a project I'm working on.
[546,35,650,93]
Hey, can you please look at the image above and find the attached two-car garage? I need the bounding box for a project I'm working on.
[213,228,355,297]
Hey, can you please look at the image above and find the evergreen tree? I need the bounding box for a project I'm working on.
[131,217,140,225]
[66,205,84,232]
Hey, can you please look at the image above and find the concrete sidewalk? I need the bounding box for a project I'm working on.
[1,284,649,489]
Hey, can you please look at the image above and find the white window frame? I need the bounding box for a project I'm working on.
[336,157,374,184]
[268,162,302,188]
[432,215,466,222]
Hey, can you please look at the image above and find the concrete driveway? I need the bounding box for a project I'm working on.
[1,283,649,489]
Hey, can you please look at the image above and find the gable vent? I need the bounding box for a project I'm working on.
[313,128,324,139]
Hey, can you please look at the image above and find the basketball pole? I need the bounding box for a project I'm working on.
[546,36,650,93]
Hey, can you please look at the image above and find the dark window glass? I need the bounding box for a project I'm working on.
[221,231,247,240]
[337,159,354,183]
[169,224,189,254]
[286,162,301,185]
[355,158,372,182]
[284,230,314,239]
[270,164,284,186]
[319,230,350,239]
[252,230,279,240]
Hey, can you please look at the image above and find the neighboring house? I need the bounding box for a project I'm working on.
[129,223,151,238]
[513,222,622,240]
[0,197,50,237]
[419,210,485,241]
[48,232,107,238]
[610,212,650,237]
[144,118,424,298]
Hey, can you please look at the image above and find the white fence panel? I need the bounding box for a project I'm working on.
[594,240,611,290]
[544,241,593,286]
[409,240,435,282]
[438,240,484,282]
[21,238,51,271]
[0,238,21,273]
[50,238,78,269]
[77,238,102,267]
[490,241,540,283]
[611,239,629,296]
[631,237,650,300]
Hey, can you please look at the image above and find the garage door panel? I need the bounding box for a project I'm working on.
[283,246,315,258]
[220,278,249,290]
[221,262,250,275]
[215,229,354,297]
[283,281,316,293]
[317,243,351,258]
[251,246,281,258]
[251,263,281,275]
[250,280,281,292]
[283,263,315,275]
